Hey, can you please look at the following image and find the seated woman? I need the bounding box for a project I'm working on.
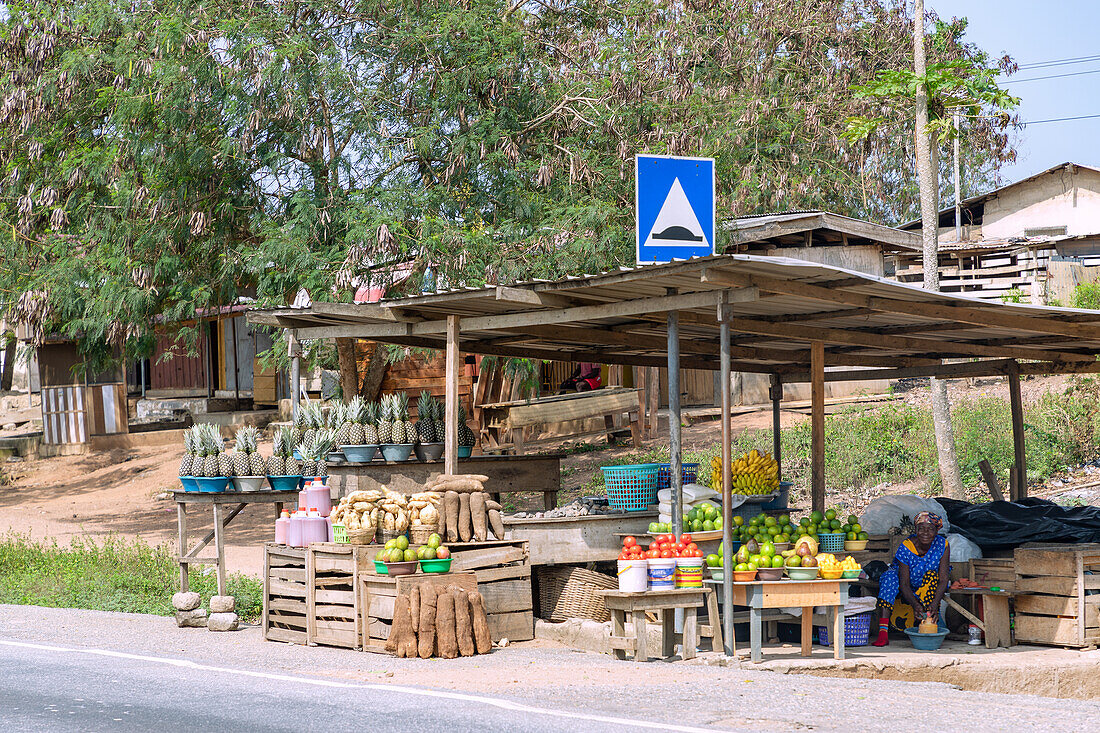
[872,511,949,646]
[557,362,601,394]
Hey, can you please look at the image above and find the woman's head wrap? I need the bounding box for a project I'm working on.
[914,511,943,530]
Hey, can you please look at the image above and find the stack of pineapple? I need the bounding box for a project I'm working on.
[298,427,336,478]
[266,427,301,477]
[178,424,233,477]
[378,392,414,445]
[230,426,267,477]
[415,391,445,444]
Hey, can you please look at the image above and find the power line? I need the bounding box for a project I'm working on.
[1016,53,1100,70]
[1003,67,1100,84]
[1022,113,1100,126]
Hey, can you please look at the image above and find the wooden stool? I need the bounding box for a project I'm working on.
[945,588,1015,648]
[599,588,722,662]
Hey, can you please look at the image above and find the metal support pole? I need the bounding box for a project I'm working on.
[954,108,963,243]
[811,341,826,514]
[719,319,734,655]
[769,375,783,483]
[668,311,682,538]
[288,331,301,423]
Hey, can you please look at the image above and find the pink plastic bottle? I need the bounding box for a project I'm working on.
[305,481,332,516]
[275,510,290,544]
[304,508,328,545]
[287,510,304,547]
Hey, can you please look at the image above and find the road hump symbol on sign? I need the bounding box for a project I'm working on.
[642,178,709,249]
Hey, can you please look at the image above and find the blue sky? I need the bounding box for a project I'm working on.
[933,1,1100,183]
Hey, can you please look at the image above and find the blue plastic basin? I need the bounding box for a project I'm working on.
[180,476,199,493]
[342,445,378,463]
[904,625,949,651]
[267,475,304,492]
[194,476,230,493]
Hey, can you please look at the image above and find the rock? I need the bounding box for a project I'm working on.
[176,608,208,628]
[209,595,236,613]
[2,422,16,431]
[172,591,201,611]
[497,637,510,647]
[207,612,239,632]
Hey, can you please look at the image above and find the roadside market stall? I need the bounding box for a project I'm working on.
[247,254,1100,658]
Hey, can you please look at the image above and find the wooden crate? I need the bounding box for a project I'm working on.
[970,558,1015,591]
[263,543,369,650]
[263,545,308,645]
[1014,544,1100,647]
[360,540,534,648]
[359,572,479,654]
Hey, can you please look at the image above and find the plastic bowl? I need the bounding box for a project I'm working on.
[820,568,844,580]
[194,476,230,493]
[457,446,473,458]
[756,567,785,581]
[842,569,862,579]
[342,445,378,463]
[384,560,419,576]
[267,475,304,492]
[731,569,758,582]
[904,625,949,651]
[414,442,445,462]
[380,443,414,462]
[299,475,328,489]
[180,476,199,493]
[232,476,265,493]
[373,560,389,575]
[844,540,869,551]
[419,558,452,574]
[785,566,820,580]
[708,568,724,582]
[326,450,346,465]
[772,542,790,554]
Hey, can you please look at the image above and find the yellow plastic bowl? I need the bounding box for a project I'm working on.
[844,540,869,551]
[820,568,844,580]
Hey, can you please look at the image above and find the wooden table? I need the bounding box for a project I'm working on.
[599,588,722,662]
[945,588,1015,649]
[479,387,642,455]
[174,490,292,596]
[328,454,562,511]
[706,578,851,663]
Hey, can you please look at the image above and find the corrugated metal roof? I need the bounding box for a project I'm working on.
[249,254,1100,382]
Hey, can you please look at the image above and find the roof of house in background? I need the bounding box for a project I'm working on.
[724,210,920,253]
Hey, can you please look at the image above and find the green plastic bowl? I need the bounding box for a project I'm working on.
[374,560,389,575]
[842,569,862,579]
[420,558,452,574]
[785,566,820,580]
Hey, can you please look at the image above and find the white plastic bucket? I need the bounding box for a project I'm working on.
[647,557,677,590]
[617,559,649,593]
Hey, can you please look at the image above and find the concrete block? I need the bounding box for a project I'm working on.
[176,608,208,628]
[209,595,235,613]
[207,612,239,632]
[172,591,201,611]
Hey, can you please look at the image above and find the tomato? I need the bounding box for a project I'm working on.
[618,550,631,560]
[680,533,692,544]
[686,542,699,553]
[662,534,675,545]
[674,543,685,553]
[660,549,674,558]
[646,549,660,558]
[648,542,659,552]
[623,536,637,549]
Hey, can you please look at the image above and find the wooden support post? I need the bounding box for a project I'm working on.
[445,315,460,475]
[229,315,241,409]
[719,319,734,655]
[811,341,825,514]
[213,502,227,596]
[647,367,659,437]
[978,459,1005,502]
[769,375,783,483]
[1007,362,1026,500]
[177,503,188,593]
[289,331,301,422]
[668,311,682,537]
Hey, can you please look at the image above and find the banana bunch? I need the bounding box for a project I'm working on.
[709,449,779,495]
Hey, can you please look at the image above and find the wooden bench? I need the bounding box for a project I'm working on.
[480,388,643,455]
[945,588,1015,649]
[599,588,723,662]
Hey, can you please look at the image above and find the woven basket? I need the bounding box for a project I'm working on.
[378,528,407,545]
[347,527,376,545]
[537,566,618,623]
[409,524,438,546]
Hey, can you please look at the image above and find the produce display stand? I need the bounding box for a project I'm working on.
[944,588,1015,649]
[327,454,561,511]
[175,490,290,597]
[599,588,723,662]
[359,572,479,654]
[505,511,657,565]
[1013,543,1100,647]
[705,578,851,663]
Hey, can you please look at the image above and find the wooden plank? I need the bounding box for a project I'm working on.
[810,341,825,514]
[506,390,641,428]
[268,598,308,614]
[268,567,307,583]
[265,627,307,644]
[381,375,473,391]
[977,459,1005,502]
[1015,547,1090,577]
[1015,594,1100,617]
[756,583,841,609]
[1008,364,1027,499]
[314,589,355,605]
[1016,575,1078,596]
[313,556,356,574]
[313,618,357,633]
[487,610,534,642]
[367,594,395,619]
[450,545,528,571]
[268,579,308,598]
[315,603,358,619]
[477,578,534,615]
[473,565,532,583]
[1015,614,1097,647]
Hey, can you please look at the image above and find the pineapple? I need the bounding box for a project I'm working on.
[232,427,251,476]
[297,441,316,477]
[364,401,379,445]
[392,392,412,444]
[432,397,446,443]
[310,428,335,478]
[415,391,435,444]
[304,399,323,448]
[333,401,352,447]
[458,404,476,447]
[249,434,266,476]
[179,429,195,476]
[377,394,394,445]
[217,440,233,478]
[281,426,301,475]
[188,426,206,475]
[346,396,366,445]
[201,425,220,477]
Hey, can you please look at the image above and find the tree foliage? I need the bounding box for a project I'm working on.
[0,0,1018,363]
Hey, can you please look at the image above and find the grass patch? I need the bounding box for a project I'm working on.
[571,378,1100,495]
[0,534,263,622]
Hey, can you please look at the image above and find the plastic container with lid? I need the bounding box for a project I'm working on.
[286,510,305,548]
[302,508,329,545]
[303,481,332,516]
[275,510,290,544]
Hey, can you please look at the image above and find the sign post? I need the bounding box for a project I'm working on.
[636,154,716,264]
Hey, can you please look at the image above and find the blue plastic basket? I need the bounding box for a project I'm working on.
[819,611,873,647]
[601,463,660,511]
[818,532,845,553]
[656,463,700,490]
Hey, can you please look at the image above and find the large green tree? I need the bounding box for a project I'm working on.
[0,0,1017,375]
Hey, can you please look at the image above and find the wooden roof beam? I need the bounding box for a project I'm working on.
[786,358,1100,384]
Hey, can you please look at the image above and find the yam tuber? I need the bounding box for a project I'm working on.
[470,492,488,542]
[417,584,437,659]
[435,592,458,659]
[485,499,502,512]
[409,585,421,634]
[431,479,485,494]
[488,508,504,540]
[458,492,472,542]
[428,473,489,486]
[453,590,475,657]
[469,590,493,654]
[444,491,460,543]
[388,594,418,658]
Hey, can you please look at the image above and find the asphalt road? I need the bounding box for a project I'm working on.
[3,606,1100,732]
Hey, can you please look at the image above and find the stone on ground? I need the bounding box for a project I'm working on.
[171,591,201,611]
[207,612,239,632]
[175,608,208,628]
[209,595,236,613]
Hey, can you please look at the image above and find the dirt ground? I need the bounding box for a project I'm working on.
[0,374,1088,579]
